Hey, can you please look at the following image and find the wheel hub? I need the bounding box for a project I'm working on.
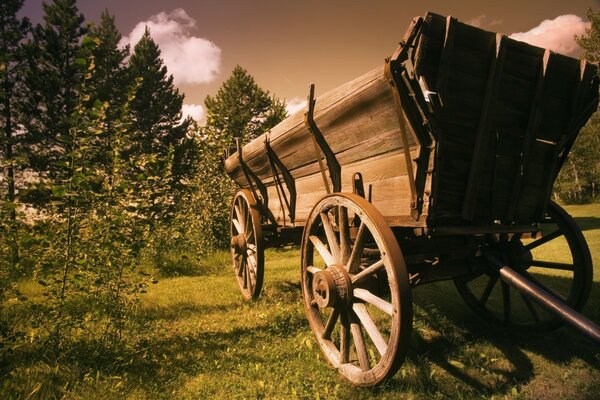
[312,265,352,309]
[486,237,531,273]
[230,234,247,256]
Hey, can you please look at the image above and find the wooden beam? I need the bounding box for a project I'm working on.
[462,33,508,220]
[505,49,553,222]
[537,59,597,219]
[436,16,456,101]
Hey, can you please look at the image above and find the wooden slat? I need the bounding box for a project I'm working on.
[505,49,553,222]
[462,34,507,220]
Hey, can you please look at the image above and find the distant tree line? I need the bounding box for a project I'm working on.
[554,9,600,204]
[0,0,286,358]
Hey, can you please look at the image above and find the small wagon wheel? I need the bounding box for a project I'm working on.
[230,189,264,299]
[301,193,412,386]
[455,201,593,332]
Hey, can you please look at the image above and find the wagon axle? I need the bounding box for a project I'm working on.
[485,254,600,345]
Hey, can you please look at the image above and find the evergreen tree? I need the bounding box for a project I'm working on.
[21,0,87,202]
[578,9,600,65]
[554,8,600,202]
[126,28,195,219]
[204,65,287,145]
[87,10,129,179]
[0,0,31,272]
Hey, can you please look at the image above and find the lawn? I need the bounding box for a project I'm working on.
[3,204,600,399]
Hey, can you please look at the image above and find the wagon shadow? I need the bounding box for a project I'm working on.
[573,216,600,232]
[407,276,600,394]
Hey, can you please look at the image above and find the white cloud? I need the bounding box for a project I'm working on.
[122,9,221,85]
[467,14,503,29]
[285,97,308,116]
[509,14,589,56]
[181,103,205,122]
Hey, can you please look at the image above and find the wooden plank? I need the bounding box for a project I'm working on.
[505,49,552,222]
[462,34,507,220]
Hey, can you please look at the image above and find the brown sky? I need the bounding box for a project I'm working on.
[20,0,600,117]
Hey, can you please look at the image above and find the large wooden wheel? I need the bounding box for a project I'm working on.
[455,201,593,332]
[230,189,264,299]
[301,193,412,386]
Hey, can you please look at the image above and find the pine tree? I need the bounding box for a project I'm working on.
[87,10,129,179]
[126,28,195,220]
[0,0,31,271]
[21,0,87,202]
[204,65,287,145]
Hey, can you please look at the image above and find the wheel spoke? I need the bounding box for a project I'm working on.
[353,288,393,316]
[310,235,336,266]
[244,202,251,235]
[338,206,351,265]
[353,304,388,356]
[351,258,385,284]
[241,259,248,287]
[232,218,243,235]
[519,292,541,323]
[307,266,323,275]
[347,222,365,273]
[323,309,340,340]
[234,204,245,232]
[320,212,341,264]
[520,270,567,302]
[245,263,252,290]
[340,312,350,364]
[529,260,574,271]
[237,256,245,277]
[479,275,498,306]
[501,280,511,323]
[523,229,561,251]
[350,312,370,371]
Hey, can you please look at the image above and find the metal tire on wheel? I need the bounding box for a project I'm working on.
[230,189,264,299]
[455,201,593,332]
[301,193,412,386]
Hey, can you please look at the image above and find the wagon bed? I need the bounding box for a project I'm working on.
[224,12,598,230]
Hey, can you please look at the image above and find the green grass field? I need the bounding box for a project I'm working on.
[3,204,600,399]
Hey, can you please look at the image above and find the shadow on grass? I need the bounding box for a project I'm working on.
[573,216,600,232]
[405,274,600,396]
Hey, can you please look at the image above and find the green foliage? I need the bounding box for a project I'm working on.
[204,65,287,145]
[554,8,600,204]
[577,9,600,65]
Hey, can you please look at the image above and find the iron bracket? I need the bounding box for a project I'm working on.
[304,84,342,193]
[265,136,297,225]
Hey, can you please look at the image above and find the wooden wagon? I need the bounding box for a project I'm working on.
[224,13,600,386]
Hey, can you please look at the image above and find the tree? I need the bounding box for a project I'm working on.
[126,28,195,220]
[204,65,287,145]
[21,0,87,206]
[0,0,30,265]
[578,9,600,65]
[554,8,600,203]
[87,10,129,178]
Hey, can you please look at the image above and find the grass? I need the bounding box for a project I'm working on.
[2,204,600,399]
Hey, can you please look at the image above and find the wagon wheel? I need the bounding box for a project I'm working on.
[455,201,593,332]
[301,193,412,386]
[230,189,264,299]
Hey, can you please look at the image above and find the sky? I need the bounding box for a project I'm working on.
[20,0,600,122]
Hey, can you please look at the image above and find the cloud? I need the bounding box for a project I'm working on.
[285,97,308,116]
[467,14,503,29]
[181,104,205,122]
[122,9,221,85]
[509,14,589,56]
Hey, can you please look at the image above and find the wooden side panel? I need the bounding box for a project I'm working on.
[416,12,598,226]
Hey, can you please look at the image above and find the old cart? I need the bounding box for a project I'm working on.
[224,13,600,386]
